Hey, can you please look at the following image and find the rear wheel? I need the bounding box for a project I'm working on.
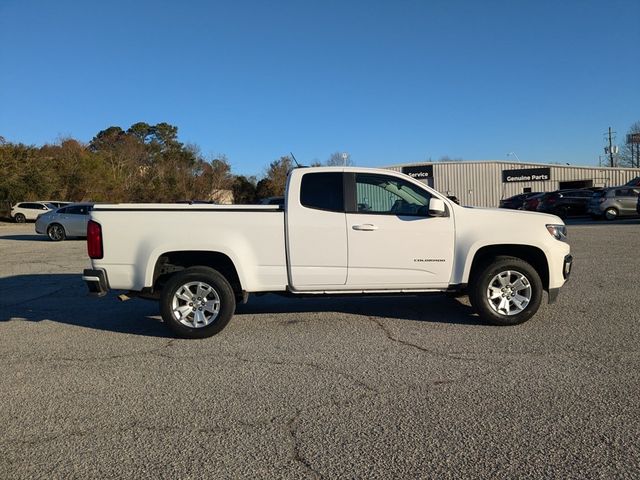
[47,223,66,241]
[14,213,25,223]
[604,207,618,221]
[469,256,543,326]
[160,267,236,338]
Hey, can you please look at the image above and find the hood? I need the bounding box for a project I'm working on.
[460,206,564,225]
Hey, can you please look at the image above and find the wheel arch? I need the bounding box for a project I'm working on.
[149,250,244,295]
[466,244,550,290]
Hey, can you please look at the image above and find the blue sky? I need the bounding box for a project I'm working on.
[1,0,638,176]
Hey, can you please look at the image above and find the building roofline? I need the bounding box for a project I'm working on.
[385,160,640,172]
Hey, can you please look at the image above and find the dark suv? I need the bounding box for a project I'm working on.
[536,189,596,218]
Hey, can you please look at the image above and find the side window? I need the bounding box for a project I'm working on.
[566,191,589,198]
[355,174,431,215]
[57,207,68,214]
[300,172,344,212]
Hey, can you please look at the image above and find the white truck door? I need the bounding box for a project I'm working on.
[286,171,348,288]
[345,172,454,287]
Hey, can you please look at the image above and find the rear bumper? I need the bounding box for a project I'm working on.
[82,268,109,297]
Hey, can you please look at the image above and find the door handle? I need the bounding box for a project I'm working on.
[352,224,378,231]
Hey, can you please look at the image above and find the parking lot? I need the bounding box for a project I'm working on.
[0,221,638,479]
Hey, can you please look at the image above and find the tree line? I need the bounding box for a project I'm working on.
[0,122,353,205]
[1,120,638,206]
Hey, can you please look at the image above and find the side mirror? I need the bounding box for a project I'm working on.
[428,198,447,217]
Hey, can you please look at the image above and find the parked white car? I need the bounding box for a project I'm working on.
[84,166,573,338]
[35,203,93,241]
[10,202,55,223]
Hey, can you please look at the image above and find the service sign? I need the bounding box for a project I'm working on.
[502,167,551,183]
[402,165,434,180]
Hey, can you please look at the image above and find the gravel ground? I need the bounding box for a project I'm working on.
[0,221,638,479]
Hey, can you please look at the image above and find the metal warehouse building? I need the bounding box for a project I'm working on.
[386,161,640,207]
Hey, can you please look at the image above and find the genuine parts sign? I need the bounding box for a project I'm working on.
[502,167,551,183]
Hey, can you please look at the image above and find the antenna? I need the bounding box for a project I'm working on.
[290,152,301,168]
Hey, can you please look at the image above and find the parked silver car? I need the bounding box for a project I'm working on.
[35,203,93,241]
[587,187,640,220]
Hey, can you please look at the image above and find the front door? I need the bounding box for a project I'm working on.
[346,172,454,288]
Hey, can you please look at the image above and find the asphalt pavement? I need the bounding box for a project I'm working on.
[0,221,638,479]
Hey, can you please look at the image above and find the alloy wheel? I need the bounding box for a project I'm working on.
[486,270,532,316]
[171,281,221,328]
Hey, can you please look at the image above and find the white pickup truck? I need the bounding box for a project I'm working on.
[83,166,572,338]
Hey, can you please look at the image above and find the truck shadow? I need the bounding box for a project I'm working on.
[0,274,171,338]
[0,275,482,337]
[237,293,482,326]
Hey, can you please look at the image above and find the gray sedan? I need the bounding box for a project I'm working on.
[35,203,93,241]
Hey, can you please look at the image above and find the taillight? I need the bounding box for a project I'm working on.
[87,220,103,259]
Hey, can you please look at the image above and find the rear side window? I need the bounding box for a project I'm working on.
[615,189,637,197]
[300,172,344,212]
[67,205,90,215]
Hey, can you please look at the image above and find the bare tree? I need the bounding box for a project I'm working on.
[326,151,353,166]
[619,121,640,168]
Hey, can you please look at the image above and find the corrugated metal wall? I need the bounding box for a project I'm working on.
[387,161,640,207]
[356,182,396,211]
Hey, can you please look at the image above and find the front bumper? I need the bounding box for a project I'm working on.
[563,254,573,280]
[82,268,109,297]
[548,254,573,304]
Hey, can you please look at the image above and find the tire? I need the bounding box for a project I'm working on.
[160,266,236,338]
[604,207,618,221]
[47,223,66,241]
[469,256,543,326]
[14,213,26,223]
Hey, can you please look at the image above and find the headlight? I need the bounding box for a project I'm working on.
[546,224,567,240]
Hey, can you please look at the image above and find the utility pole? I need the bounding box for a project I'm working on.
[608,127,614,167]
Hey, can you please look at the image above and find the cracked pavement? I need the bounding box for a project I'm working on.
[0,221,639,478]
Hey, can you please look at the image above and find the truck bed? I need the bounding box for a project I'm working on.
[90,204,287,292]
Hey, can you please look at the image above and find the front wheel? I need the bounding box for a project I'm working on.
[14,213,26,223]
[469,257,543,326]
[160,267,236,338]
